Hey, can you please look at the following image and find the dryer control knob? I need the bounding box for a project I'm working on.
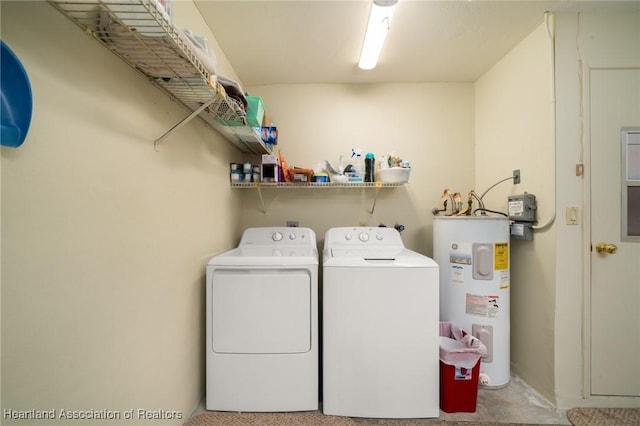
[376,233,383,240]
[358,232,369,242]
[272,231,283,241]
[345,233,353,240]
[288,233,297,240]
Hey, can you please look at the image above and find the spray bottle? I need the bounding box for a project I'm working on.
[351,148,364,182]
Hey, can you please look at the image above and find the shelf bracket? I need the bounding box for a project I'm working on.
[255,184,267,214]
[368,183,383,214]
[154,96,218,151]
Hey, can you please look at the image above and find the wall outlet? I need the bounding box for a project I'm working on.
[513,169,521,184]
[286,221,299,227]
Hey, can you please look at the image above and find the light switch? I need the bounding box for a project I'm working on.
[566,207,579,225]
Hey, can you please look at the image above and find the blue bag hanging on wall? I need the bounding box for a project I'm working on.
[1,40,33,148]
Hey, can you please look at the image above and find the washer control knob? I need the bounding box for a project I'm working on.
[272,231,283,241]
[289,233,297,240]
[345,233,353,241]
[376,233,383,240]
[358,232,369,242]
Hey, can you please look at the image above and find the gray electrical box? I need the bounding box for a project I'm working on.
[510,222,534,240]
[508,193,537,222]
[508,193,537,241]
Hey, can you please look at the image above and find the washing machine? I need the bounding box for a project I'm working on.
[206,227,318,412]
[322,227,439,418]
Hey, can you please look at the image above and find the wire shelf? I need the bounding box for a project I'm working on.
[231,182,406,189]
[232,181,406,213]
[49,0,272,154]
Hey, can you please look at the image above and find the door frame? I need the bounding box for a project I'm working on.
[582,60,640,400]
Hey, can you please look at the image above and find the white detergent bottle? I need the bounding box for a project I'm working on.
[351,148,364,182]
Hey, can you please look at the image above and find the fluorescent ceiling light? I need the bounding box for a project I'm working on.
[358,0,397,70]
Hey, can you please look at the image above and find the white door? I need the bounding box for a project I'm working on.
[589,68,640,396]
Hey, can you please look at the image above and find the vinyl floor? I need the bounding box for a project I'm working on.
[188,374,570,425]
[438,375,570,424]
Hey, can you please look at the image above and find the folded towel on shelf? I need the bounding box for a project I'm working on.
[217,75,247,111]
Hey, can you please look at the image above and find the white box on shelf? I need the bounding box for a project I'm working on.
[262,154,278,165]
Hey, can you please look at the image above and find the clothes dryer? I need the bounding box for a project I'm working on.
[206,227,318,412]
[322,227,439,418]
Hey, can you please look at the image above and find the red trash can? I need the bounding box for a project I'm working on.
[439,322,487,413]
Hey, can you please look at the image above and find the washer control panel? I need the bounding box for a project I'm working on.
[328,227,404,248]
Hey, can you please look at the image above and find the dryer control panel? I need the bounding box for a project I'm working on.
[239,227,316,247]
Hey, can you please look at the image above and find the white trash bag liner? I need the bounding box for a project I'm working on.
[439,321,487,369]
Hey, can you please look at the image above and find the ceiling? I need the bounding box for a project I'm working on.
[193,1,637,86]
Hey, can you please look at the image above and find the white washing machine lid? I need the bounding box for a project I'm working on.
[208,247,318,266]
[323,226,437,268]
[324,247,437,268]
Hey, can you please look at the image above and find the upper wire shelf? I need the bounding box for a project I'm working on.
[48,0,272,154]
[233,181,406,213]
[231,182,406,189]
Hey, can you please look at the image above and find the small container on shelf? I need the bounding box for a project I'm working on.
[313,172,329,183]
[289,168,314,183]
[374,167,411,184]
[246,96,265,128]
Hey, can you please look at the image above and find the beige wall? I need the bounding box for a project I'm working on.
[240,83,475,255]
[1,1,241,424]
[475,21,556,401]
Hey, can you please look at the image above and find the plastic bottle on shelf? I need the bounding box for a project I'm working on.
[365,152,375,182]
[351,148,364,182]
[355,153,363,180]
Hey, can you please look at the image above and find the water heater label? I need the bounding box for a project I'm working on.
[449,242,472,285]
[500,271,510,289]
[494,242,509,270]
[449,243,472,265]
[451,265,464,284]
[465,294,500,318]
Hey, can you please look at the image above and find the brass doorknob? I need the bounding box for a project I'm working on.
[596,242,618,254]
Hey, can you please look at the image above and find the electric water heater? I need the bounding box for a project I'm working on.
[433,216,510,388]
